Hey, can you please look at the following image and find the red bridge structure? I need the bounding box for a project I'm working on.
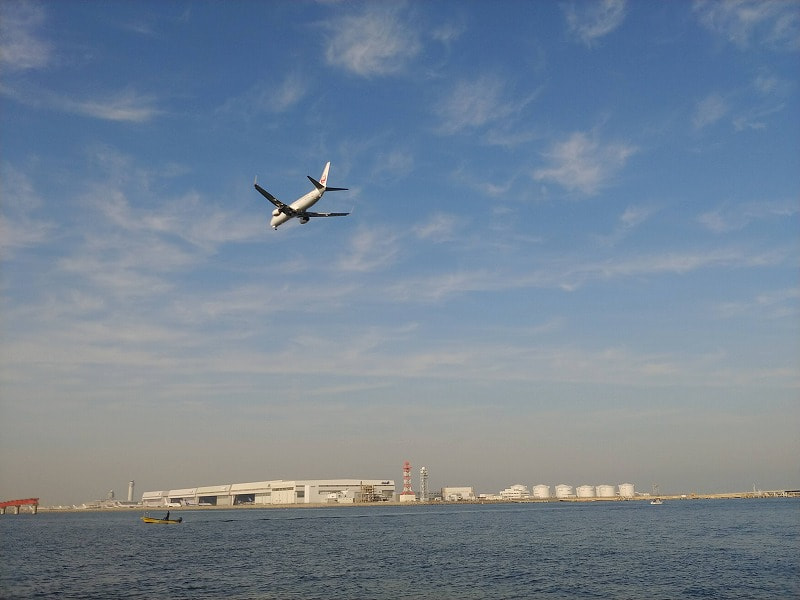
[0,498,39,515]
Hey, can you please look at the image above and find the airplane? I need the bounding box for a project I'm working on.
[254,162,349,230]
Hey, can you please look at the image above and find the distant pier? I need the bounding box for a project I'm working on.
[0,498,39,515]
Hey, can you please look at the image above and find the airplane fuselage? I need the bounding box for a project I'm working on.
[256,162,348,229]
[270,188,325,229]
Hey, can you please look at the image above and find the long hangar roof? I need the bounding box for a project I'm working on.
[142,478,397,506]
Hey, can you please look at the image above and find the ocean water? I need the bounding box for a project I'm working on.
[1,499,797,599]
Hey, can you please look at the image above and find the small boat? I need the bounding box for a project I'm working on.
[141,514,182,524]
[650,483,663,505]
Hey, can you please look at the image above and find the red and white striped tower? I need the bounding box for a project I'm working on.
[400,460,416,502]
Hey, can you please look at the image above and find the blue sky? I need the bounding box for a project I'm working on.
[1,0,798,505]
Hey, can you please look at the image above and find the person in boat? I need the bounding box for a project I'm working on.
[164,510,170,521]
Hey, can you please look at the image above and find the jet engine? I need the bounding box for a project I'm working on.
[299,216,309,224]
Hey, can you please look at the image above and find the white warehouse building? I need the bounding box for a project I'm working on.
[500,484,530,500]
[142,479,396,507]
[441,487,476,501]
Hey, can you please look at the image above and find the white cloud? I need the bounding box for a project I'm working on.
[1,83,161,122]
[597,204,659,247]
[533,131,637,195]
[693,93,728,129]
[620,205,653,228]
[0,164,54,254]
[325,6,421,76]
[693,0,800,51]
[0,2,51,72]
[67,89,162,122]
[371,150,415,181]
[733,102,787,131]
[437,75,510,133]
[431,18,467,45]
[565,0,628,46]
[553,246,789,288]
[218,73,307,118]
[383,243,791,304]
[436,74,538,136]
[753,72,780,95]
[82,182,262,251]
[716,287,800,320]
[698,199,799,233]
[414,213,460,242]
[337,228,400,272]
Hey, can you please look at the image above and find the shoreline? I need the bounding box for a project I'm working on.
[31,490,800,513]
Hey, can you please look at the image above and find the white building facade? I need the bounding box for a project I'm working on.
[500,484,530,500]
[142,479,395,507]
[441,486,476,501]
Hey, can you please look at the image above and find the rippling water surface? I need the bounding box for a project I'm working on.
[2,499,798,599]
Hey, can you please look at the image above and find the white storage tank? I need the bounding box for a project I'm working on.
[596,484,616,498]
[576,485,595,498]
[618,483,635,498]
[555,484,573,498]
[532,484,551,499]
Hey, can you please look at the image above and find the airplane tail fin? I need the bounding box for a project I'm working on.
[308,161,348,192]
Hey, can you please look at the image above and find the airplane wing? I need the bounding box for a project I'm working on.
[254,181,293,212]
[300,211,350,218]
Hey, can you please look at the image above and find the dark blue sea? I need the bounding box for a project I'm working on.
[1,499,798,599]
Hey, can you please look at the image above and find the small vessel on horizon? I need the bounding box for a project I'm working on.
[650,484,664,505]
[141,511,182,524]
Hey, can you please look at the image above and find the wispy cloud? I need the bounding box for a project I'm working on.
[693,93,728,129]
[218,72,308,118]
[0,164,55,255]
[383,243,791,303]
[370,149,415,181]
[67,89,162,122]
[431,18,467,45]
[414,213,461,242]
[324,5,421,77]
[715,287,800,320]
[550,246,790,290]
[533,131,637,195]
[2,84,161,122]
[82,182,262,251]
[436,74,537,136]
[565,0,628,46]
[698,199,799,233]
[0,2,51,72]
[596,204,660,247]
[693,0,800,51]
[337,228,400,272]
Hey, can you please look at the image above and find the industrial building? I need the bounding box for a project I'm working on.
[441,487,476,501]
[142,479,396,507]
[500,484,530,500]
